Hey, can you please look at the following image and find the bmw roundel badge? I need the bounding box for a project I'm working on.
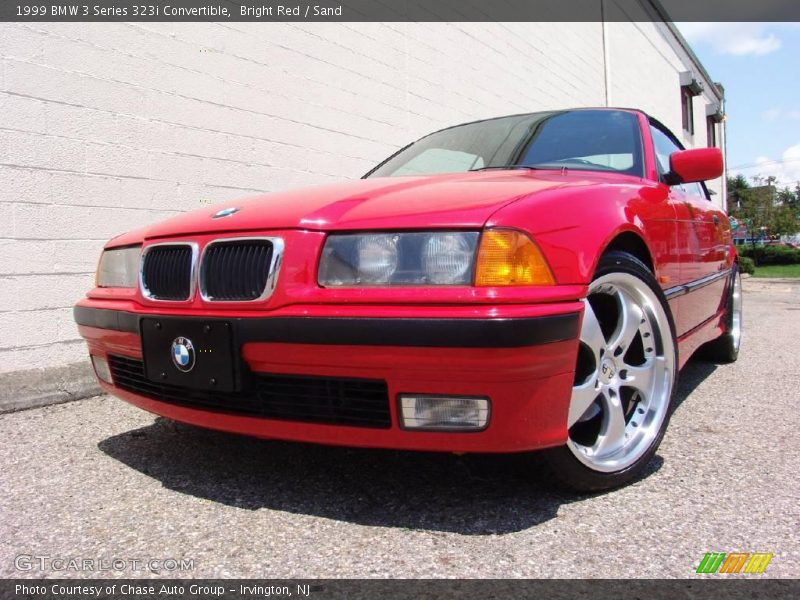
[212,207,240,219]
[171,336,196,373]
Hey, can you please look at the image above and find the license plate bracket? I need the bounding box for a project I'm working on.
[141,317,239,392]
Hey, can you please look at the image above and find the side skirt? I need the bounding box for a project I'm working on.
[676,308,726,369]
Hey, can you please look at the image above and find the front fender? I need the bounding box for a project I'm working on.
[486,181,668,285]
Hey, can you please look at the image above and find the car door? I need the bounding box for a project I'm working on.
[651,120,730,334]
[680,180,725,275]
[679,179,731,326]
[649,123,705,336]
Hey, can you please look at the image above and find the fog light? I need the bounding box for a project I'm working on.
[91,355,113,384]
[399,395,489,431]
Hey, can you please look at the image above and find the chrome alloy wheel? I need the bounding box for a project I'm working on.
[566,272,676,473]
[730,269,742,352]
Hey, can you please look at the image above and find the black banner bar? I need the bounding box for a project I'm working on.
[2,0,800,23]
[5,579,800,600]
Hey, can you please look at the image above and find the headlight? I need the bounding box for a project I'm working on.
[423,233,475,284]
[356,234,399,283]
[319,232,479,286]
[96,245,141,288]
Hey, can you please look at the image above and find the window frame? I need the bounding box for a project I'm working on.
[365,109,646,180]
[649,118,711,201]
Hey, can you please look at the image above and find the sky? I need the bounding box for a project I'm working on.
[676,23,800,189]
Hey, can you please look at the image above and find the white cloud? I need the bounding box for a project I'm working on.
[725,34,781,56]
[762,108,800,122]
[678,22,783,56]
[733,144,800,187]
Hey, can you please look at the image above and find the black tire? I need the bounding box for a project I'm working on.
[699,265,742,364]
[542,251,679,492]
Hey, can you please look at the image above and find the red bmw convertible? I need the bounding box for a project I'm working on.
[74,108,741,490]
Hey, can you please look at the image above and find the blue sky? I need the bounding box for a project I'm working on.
[677,23,800,189]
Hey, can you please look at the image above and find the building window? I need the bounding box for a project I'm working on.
[679,72,703,136]
[681,87,694,134]
[706,104,724,148]
[706,117,717,147]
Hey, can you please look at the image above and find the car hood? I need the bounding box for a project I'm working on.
[133,170,618,241]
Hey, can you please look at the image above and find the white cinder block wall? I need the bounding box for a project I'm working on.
[0,19,723,404]
[606,18,725,199]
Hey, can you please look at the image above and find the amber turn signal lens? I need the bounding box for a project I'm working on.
[475,229,555,286]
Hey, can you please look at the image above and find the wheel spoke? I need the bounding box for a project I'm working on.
[580,300,606,355]
[569,375,600,427]
[609,290,643,352]
[594,389,626,456]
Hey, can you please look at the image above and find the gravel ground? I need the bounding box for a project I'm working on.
[1,278,798,579]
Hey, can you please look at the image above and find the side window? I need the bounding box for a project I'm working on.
[681,181,706,198]
[650,124,709,200]
[649,125,681,177]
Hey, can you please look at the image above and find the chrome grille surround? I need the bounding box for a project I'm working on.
[199,237,285,303]
[139,242,198,302]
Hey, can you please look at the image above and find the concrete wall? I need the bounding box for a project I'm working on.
[0,20,723,409]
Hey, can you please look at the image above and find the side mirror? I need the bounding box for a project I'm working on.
[667,147,723,184]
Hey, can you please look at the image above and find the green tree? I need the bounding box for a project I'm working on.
[773,204,799,237]
[777,184,800,211]
[732,184,774,255]
[776,186,795,207]
[730,180,800,259]
[727,174,750,211]
[774,183,800,234]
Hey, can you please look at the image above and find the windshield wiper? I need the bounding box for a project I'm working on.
[468,164,546,172]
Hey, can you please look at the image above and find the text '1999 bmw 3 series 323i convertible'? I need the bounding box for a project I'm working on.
[74,108,741,491]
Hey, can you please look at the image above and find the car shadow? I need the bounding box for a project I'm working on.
[672,356,718,413]
[95,356,727,536]
[98,416,664,535]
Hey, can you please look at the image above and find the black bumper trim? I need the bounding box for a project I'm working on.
[664,268,731,300]
[74,306,580,348]
[74,306,140,333]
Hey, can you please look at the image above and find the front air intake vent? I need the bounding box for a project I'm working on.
[107,355,391,428]
[140,244,195,301]
[200,238,281,302]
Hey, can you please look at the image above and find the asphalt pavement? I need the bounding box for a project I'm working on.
[1,277,798,578]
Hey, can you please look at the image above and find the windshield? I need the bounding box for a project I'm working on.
[366,109,644,178]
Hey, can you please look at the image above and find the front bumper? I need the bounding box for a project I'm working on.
[74,301,582,453]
